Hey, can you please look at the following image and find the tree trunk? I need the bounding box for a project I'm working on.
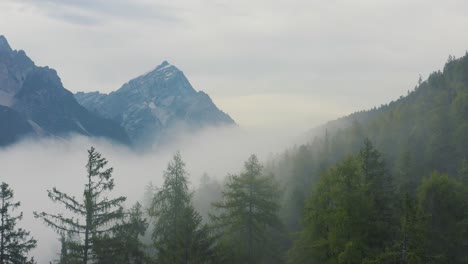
[248,177,253,264]
[1,196,5,264]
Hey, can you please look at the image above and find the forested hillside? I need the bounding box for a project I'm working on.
[266,53,468,263]
[315,53,468,177]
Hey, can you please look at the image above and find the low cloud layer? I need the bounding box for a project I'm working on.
[0,125,306,262]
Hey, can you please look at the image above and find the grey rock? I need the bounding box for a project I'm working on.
[0,35,130,146]
[76,61,235,146]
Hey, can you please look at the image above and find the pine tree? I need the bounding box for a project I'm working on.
[150,152,216,264]
[34,147,126,264]
[211,154,281,264]
[359,138,396,257]
[0,182,37,264]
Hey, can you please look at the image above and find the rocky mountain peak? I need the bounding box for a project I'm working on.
[0,35,12,52]
[157,60,170,69]
[75,61,235,147]
[146,60,180,79]
[0,35,130,146]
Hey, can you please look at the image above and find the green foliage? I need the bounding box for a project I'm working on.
[287,155,371,264]
[417,172,468,263]
[392,193,426,264]
[211,154,282,264]
[0,182,36,264]
[359,139,397,257]
[116,202,148,263]
[34,147,127,264]
[94,202,149,264]
[54,233,82,264]
[266,52,468,263]
[288,138,468,263]
[150,152,217,264]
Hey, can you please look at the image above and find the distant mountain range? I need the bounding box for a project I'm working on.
[0,35,235,147]
[75,61,235,147]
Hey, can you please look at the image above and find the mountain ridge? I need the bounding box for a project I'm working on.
[75,61,235,147]
[0,35,130,146]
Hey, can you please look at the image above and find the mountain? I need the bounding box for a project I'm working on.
[0,35,130,146]
[75,61,235,146]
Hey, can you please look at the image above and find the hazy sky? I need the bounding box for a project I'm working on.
[1,0,468,127]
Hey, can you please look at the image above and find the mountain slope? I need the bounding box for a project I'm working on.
[0,105,34,146]
[314,53,468,175]
[0,35,130,146]
[267,52,468,233]
[75,61,235,146]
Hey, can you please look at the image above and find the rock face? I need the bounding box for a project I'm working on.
[0,35,130,146]
[0,105,34,146]
[75,61,235,146]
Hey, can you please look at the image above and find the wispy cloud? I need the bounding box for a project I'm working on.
[12,0,181,26]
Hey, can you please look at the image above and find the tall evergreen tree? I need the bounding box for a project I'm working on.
[287,155,371,264]
[359,138,396,257]
[0,182,36,264]
[211,154,281,264]
[34,147,126,264]
[150,152,216,264]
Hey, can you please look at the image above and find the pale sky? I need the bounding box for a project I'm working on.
[1,0,468,128]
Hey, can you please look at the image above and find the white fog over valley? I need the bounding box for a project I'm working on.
[1,125,306,263]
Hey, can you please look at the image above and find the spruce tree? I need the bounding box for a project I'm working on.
[150,152,216,264]
[34,147,126,264]
[211,154,281,264]
[0,182,36,264]
[359,138,396,256]
[98,202,148,264]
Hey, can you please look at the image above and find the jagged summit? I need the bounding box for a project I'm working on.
[156,60,170,69]
[0,35,130,146]
[139,60,180,81]
[75,61,235,147]
[0,35,12,52]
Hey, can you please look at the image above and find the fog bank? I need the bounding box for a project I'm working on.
[0,124,307,262]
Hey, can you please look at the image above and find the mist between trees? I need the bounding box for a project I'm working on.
[4,55,468,263]
[2,134,467,263]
